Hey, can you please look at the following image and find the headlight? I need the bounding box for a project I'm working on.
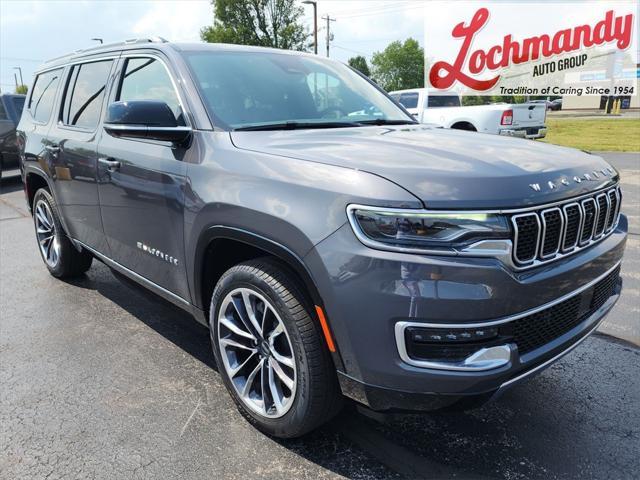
[347,205,510,252]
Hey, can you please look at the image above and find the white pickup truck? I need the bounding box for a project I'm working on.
[389,88,547,139]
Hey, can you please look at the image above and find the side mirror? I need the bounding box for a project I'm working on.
[103,100,191,144]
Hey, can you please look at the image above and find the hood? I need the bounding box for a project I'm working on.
[230,125,619,209]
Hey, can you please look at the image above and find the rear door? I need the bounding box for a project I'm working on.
[96,54,190,300]
[46,58,116,253]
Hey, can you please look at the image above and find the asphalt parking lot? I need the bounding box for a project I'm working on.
[1,152,639,480]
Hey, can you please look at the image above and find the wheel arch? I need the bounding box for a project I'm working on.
[193,226,345,370]
[450,121,477,131]
[24,167,53,210]
[194,226,323,313]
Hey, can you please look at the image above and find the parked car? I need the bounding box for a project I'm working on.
[529,99,553,110]
[18,39,626,438]
[0,93,25,180]
[550,98,563,111]
[390,88,547,139]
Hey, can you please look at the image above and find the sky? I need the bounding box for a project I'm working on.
[0,0,425,92]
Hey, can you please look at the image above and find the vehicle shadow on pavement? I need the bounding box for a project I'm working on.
[63,267,217,371]
[63,263,639,480]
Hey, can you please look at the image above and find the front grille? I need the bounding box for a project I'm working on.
[500,266,620,354]
[512,186,620,267]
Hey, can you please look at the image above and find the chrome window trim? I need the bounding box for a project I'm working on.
[394,260,621,370]
[561,202,582,252]
[511,212,540,264]
[540,207,563,259]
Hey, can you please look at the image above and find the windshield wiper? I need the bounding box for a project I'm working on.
[234,121,362,131]
[357,119,418,126]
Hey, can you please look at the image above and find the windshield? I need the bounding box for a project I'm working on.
[184,50,413,130]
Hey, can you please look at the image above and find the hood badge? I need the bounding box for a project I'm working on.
[529,168,614,192]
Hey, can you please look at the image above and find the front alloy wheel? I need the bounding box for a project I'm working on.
[217,288,297,418]
[210,259,341,438]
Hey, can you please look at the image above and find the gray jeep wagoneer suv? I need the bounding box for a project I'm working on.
[18,39,626,438]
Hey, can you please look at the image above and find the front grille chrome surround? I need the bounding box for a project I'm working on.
[512,186,620,267]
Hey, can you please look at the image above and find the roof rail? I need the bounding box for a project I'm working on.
[43,37,169,65]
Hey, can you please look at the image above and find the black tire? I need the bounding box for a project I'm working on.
[32,188,93,278]
[209,258,341,438]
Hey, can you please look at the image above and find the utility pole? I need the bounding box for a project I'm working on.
[13,67,23,86]
[302,1,317,55]
[321,15,336,57]
[14,73,18,89]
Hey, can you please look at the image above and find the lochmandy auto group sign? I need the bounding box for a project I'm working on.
[425,1,638,96]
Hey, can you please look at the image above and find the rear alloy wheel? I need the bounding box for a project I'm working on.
[210,259,341,438]
[32,188,93,278]
[34,198,61,268]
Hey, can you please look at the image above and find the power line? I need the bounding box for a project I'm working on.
[335,3,424,19]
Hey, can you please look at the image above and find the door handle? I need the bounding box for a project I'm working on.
[98,157,121,172]
[45,144,60,153]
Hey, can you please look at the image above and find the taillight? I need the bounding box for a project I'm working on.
[501,109,513,125]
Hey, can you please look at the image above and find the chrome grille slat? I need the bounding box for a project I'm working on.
[512,186,620,268]
[540,208,563,258]
[561,202,582,251]
[580,198,597,245]
[594,193,608,238]
[512,213,540,264]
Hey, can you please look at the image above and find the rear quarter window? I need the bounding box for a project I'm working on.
[29,69,63,124]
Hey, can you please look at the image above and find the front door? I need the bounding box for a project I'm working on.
[96,55,190,300]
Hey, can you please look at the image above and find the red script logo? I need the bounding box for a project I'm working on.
[429,7,634,91]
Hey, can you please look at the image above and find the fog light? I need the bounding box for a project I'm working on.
[409,327,499,344]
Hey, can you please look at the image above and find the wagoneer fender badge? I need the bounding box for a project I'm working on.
[137,242,179,266]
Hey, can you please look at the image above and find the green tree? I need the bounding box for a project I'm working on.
[371,38,424,91]
[348,55,370,77]
[15,84,28,95]
[200,0,308,51]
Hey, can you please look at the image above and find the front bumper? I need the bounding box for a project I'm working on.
[499,127,547,139]
[304,215,627,411]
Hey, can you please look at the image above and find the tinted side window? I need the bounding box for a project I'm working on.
[62,60,113,129]
[428,95,461,108]
[398,93,419,109]
[0,101,6,120]
[118,58,185,125]
[29,69,62,123]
